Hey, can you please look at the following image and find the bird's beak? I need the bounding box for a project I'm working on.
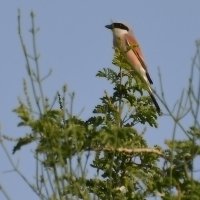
[105,24,112,29]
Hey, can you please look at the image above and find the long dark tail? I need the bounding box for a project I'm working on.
[149,92,161,114]
[138,73,161,114]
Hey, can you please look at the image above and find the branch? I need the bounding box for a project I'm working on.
[89,146,163,156]
[0,134,47,199]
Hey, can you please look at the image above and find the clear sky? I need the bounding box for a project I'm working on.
[0,1,200,199]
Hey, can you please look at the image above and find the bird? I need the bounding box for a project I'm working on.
[105,22,161,114]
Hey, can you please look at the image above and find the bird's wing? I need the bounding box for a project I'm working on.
[124,33,153,84]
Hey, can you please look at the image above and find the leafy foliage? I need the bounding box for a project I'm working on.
[12,44,164,199]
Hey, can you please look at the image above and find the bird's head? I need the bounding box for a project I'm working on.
[105,22,129,37]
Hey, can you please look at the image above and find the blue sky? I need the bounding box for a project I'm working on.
[0,1,200,199]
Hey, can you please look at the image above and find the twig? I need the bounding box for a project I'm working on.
[89,146,163,156]
[0,139,47,199]
[30,11,45,111]
[0,183,11,200]
[18,9,42,115]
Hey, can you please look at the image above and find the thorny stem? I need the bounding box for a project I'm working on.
[119,67,123,127]
[169,90,185,187]
[156,41,200,188]
[188,41,200,179]
[0,138,47,200]
[156,69,191,138]
[0,183,11,200]
[30,11,46,111]
[17,9,43,115]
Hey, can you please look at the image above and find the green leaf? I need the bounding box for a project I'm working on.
[13,134,35,154]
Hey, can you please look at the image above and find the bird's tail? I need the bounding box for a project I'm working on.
[149,92,161,114]
[135,72,161,114]
[148,85,161,114]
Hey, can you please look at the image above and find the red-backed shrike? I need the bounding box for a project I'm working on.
[105,22,161,113]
